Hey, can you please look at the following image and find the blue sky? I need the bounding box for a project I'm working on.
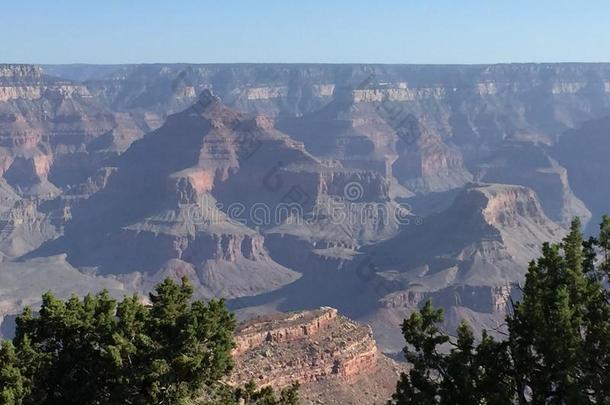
[2,0,609,64]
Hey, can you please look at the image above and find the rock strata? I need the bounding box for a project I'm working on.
[230,307,381,389]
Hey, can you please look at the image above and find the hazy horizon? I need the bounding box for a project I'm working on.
[25,62,610,66]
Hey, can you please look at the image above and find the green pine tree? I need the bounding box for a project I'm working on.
[391,217,610,405]
[0,341,28,405]
[389,302,514,405]
[0,277,300,405]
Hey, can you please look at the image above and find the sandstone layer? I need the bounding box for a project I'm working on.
[230,307,402,404]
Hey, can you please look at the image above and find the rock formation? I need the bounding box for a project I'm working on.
[0,64,145,262]
[475,142,591,227]
[39,91,314,299]
[277,83,472,195]
[230,307,402,405]
[361,183,564,350]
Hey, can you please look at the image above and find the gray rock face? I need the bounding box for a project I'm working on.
[554,116,610,233]
[0,63,609,345]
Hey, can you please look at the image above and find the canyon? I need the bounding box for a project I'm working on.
[1,62,610,400]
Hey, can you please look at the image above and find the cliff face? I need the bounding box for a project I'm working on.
[0,65,144,189]
[554,115,610,233]
[233,307,339,358]
[475,143,591,227]
[231,307,378,388]
[50,63,610,124]
[230,307,401,404]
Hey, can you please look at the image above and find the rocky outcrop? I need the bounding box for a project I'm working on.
[0,65,148,272]
[318,170,390,202]
[476,142,591,227]
[233,307,339,356]
[277,83,472,195]
[230,308,384,389]
[0,65,44,80]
